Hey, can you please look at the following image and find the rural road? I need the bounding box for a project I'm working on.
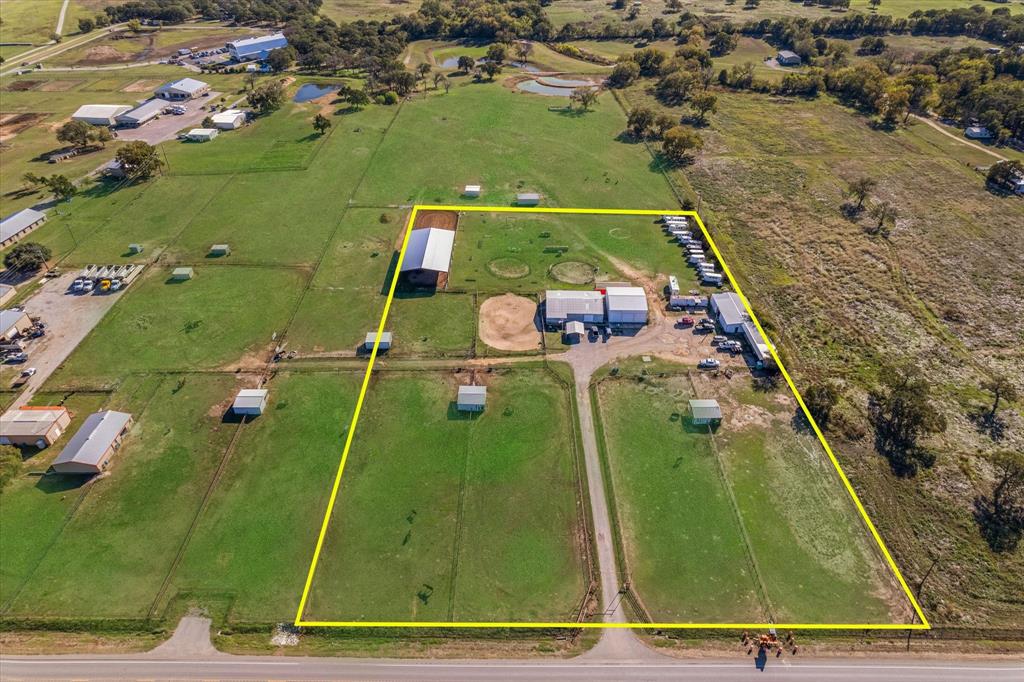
[55,0,71,36]
[911,114,1009,162]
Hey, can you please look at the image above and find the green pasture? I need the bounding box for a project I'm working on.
[386,292,477,357]
[304,369,587,623]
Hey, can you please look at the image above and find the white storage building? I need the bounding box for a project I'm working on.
[544,290,605,325]
[156,77,210,101]
[211,109,246,130]
[227,33,289,61]
[710,292,747,333]
[232,388,269,416]
[400,228,455,273]
[605,286,648,325]
[1,208,47,247]
[457,385,487,412]
[186,128,219,142]
[364,331,393,350]
[115,99,166,127]
[71,104,131,126]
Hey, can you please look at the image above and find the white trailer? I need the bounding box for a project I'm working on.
[702,272,723,285]
[668,275,680,297]
[689,253,706,264]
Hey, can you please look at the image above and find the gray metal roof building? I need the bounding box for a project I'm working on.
[544,290,605,324]
[605,286,648,325]
[52,411,133,475]
[711,292,747,333]
[227,33,289,61]
[116,99,166,127]
[232,388,268,416]
[401,228,455,273]
[1,208,47,247]
[457,385,487,411]
[156,78,209,100]
[689,399,722,424]
[365,331,393,349]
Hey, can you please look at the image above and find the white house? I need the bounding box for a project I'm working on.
[71,104,131,126]
[605,286,648,326]
[227,33,289,61]
[232,388,269,416]
[156,77,209,101]
[211,109,246,130]
[1,208,47,247]
[186,128,219,142]
[457,385,487,412]
[544,290,605,325]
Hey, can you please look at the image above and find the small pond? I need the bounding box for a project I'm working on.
[516,79,598,97]
[293,83,340,102]
[536,77,593,88]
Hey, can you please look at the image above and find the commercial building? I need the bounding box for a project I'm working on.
[186,128,219,142]
[51,411,133,475]
[1,208,47,247]
[0,406,71,448]
[544,290,605,325]
[71,104,131,126]
[710,292,747,333]
[211,109,246,130]
[115,99,166,127]
[232,388,269,416]
[688,399,722,426]
[227,33,289,61]
[1,309,32,340]
[156,77,210,101]
[457,385,487,412]
[605,286,648,325]
[400,227,455,274]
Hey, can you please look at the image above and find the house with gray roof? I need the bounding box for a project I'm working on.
[51,411,133,475]
[1,208,46,247]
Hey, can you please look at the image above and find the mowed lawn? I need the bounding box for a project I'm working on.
[352,81,677,208]
[169,371,362,621]
[3,375,240,618]
[303,369,586,623]
[386,292,477,357]
[597,371,908,624]
[51,266,305,382]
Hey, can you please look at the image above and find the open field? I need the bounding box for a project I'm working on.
[303,368,588,623]
[319,0,422,23]
[47,27,249,67]
[0,0,64,52]
[595,367,908,624]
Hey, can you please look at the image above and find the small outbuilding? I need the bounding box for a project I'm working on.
[965,126,994,140]
[364,331,393,351]
[776,50,802,66]
[156,77,210,101]
[186,128,219,142]
[688,399,722,426]
[1,309,32,340]
[563,320,586,340]
[211,109,246,130]
[0,284,15,307]
[209,244,231,256]
[1,208,47,247]
[232,388,269,416]
[463,184,482,197]
[516,192,541,206]
[0,406,71,448]
[128,243,144,254]
[71,104,132,126]
[171,267,194,281]
[457,385,487,412]
[51,410,133,475]
[605,286,648,326]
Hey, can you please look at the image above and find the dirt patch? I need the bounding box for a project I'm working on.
[37,80,81,92]
[4,80,41,92]
[549,260,596,284]
[122,78,162,93]
[80,45,134,65]
[486,257,530,279]
[478,294,541,351]
[413,209,458,230]
[0,113,48,143]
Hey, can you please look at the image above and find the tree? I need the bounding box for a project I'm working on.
[981,376,1018,426]
[868,364,947,476]
[486,43,507,65]
[879,83,911,125]
[313,113,332,135]
[986,160,1023,191]
[346,88,371,109]
[266,46,296,73]
[56,120,92,148]
[845,176,876,211]
[661,126,702,165]
[689,91,717,124]
[78,17,95,33]
[805,381,842,431]
[247,80,285,115]
[627,107,656,139]
[607,60,640,89]
[0,445,21,493]
[457,55,476,73]
[974,451,1024,552]
[3,242,52,273]
[417,62,432,90]
[433,72,446,90]
[654,113,676,138]
[201,115,215,128]
[869,0,882,9]
[479,60,502,81]
[514,41,533,64]
[115,140,162,180]
[655,70,697,106]
[46,174,76,201]
[126,18,142,33]
[570,87,598,111]
[93,126,112,148]
[869,200,897,237]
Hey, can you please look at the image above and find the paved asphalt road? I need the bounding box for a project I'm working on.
[2,655,1022,681]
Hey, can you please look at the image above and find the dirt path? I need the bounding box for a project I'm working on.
[55,0,70,36]
[911,114,1009,162]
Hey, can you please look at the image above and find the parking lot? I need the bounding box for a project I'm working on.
[3,273,122,407]
[116,91,223,146]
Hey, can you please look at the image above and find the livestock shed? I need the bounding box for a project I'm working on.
[71,104,131,126]
[364,331,393,350]
[605,287,648,326]
[777,50,802,66]
[51,411,133,475]
[186,128,219,142]
[156,77,210,101]
[516,193,541,206]
[209,244,231,256]
[227,33,289,61]
[544,290,605,325]
[128,243,144,254]
[711,292,747,333]
[0,406,71,448]
[457,385,487,412]
[211,109,246,130]
[115,98,165,127]
[1,309,32,340]
[688,399,722,426]
[232,388,269,416]
[171,267,194,280]
[400,228,455,274]
[1,208,47,247]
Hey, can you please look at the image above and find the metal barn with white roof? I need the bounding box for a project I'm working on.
[689,399,722,425]
[457,385,487,412]
[211,109,246,130]
[116,99,166,127]
[71,104,131,126]
[544,290,605,325]
[605,286,648,325]
[400,228,455,273]
[1,208,47,247]
[232,389,269,416]
[710,292,747,333]
[51,411,133,475]
[156,78,209,101]
[227,33,289,61]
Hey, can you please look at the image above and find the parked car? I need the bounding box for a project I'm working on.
[698,358,721,369]
[676,317,694,327]
[5,352,29,364]
[82,280,94,292]
[71,278,85,292]
[711,335,728,345]
[20,367,37,378]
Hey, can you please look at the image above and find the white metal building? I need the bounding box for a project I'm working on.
[51,411,133,475]
[710,292,746,333]
[171,267,194,280]
[156,78,210,101]
[463,184,481,197]
[227,33,289,61]
[1,309,32,340]
[605,286,648,325]
[457,385,487,412]
[211,109,246,130]
[187,128,219,142]
[544,290,605,325]
[364,331,393,350]
[232,388,269,416]
[400,228,455,273]
[516,192,541,206]
[1,208,47,247]
[742,320,772,367]
[115,99,166,127]
[71,104,131,126]
[689,399,722,425]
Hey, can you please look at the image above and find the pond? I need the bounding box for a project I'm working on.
[536,76,593,88]
[516,79,598,97]
[293,83,340,102]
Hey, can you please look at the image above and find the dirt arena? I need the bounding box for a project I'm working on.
[413,209,458,230]
[478,294,542,352]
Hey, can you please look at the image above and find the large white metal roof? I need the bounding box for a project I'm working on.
[545,290,604,319]
[711,292,747,328]
[52,411,132,469]
[605,286,648,313]
[401,228,455,273]
[1,208,46,242]
[72,104,131,120]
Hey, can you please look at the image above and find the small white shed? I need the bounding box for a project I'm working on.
[128,243,144,254]
[210,244,231,256]
[212,109,246,130]
[463,184,482,197]
[364,331,393,350]
[186,128,219,142]
[689,399,722,425]
[171,267,194,280]
[457,385,487,412]
[516,192,541,206]
[233,388,269,416]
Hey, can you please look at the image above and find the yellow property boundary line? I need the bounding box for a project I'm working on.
[294,205,930,630]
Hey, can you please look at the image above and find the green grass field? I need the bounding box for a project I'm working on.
[596,369,906,624]
[303,369,587,623]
